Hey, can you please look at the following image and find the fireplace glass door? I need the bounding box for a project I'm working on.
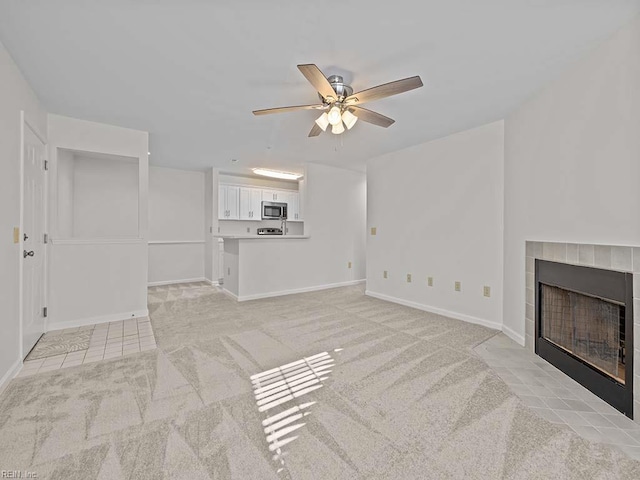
[541,285,625,384]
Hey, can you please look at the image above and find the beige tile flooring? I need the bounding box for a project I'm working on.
[17,317,156,377]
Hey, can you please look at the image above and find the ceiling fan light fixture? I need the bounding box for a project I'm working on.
[315,112,329,131]
[327,106,342,126]
[252,168,303,180]
[331,121,345,135]
[341,109,358,130]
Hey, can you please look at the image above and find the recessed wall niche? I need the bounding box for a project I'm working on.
[56,148,139,239]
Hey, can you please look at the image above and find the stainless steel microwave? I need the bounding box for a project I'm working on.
[262,201,287,220]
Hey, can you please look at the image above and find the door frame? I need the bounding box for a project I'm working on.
[19,110,48,361]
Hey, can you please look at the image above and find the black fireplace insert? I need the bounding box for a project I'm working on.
[535,259,634,418]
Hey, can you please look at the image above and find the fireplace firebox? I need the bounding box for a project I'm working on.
[535,259,634,418]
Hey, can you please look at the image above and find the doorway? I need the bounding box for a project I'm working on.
[21,114,47,359]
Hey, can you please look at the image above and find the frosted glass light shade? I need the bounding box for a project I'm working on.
[341,109,358,130]
[327,106,342,126]
[315,112,329,131]
[331,121,345,135]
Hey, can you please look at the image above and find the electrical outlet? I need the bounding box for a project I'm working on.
[455,281,461,292]
[246,227,250,233]
[406,273,412,283]
[427,276,433,287]
[483,286,491,297]
[348,261,352,269]
[227,267,231,276]
[383,270,388,279]
[218,226,221,233]
[210,226,213,233]
[13,227,19,244]
[371,227,377,236]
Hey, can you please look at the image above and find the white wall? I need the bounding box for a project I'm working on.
[366,121,505,330]
[231,163,367,299]
[503,16,640,345]
[0,40,47,387]
[48,114,149,329]
[72,154,138,238]
[148,166,205,285]
[56,149,74,237]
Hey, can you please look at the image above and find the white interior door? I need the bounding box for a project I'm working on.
[22,120,47,358]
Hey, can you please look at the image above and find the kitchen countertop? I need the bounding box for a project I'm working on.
[213,234,310,240]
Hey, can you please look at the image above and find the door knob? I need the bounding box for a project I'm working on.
[23,250,34,258]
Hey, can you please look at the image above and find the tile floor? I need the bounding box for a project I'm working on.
[475,333,640,460]
[17,317,156,377]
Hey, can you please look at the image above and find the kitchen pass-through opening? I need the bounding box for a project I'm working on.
[535,260,634,418]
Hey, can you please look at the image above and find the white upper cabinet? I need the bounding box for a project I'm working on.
[220,183,301,221]
[288,193,301,221]
[262,189,281,202]
[239,187,262,220]
[218,185,239,220]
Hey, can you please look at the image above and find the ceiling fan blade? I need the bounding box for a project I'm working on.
[348,106,395,128]
[308,123,323,137]
[297,64,337,102]
[345,76,423,105]
[253,104,325,116]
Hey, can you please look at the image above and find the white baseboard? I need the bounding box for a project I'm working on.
[365,290,502,331]
[222,288,239,301]
[0,358,22,396]
[148,277,206,287]
[236,279,365,302]
[501,325,525,346]
[47,309,149,332]
[205,278,221,286]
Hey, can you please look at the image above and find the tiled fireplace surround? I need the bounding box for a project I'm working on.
[525,241,640,422]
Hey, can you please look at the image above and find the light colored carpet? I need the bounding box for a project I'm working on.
[1,282,638,479]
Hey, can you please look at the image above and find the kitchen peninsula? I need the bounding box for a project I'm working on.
[214,234,312,301]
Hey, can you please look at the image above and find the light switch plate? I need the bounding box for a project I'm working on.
[371,227,377,236]
[348,262,352,269]
[483,286,491,297]
[13,227,19,244]
[427,277,433,287]
[383,270,388,279]
[406,273,412,283]
[455,281,461,292]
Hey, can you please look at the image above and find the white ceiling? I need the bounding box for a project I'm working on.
[1,1,639,174]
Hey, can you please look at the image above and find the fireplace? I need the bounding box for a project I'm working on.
[535,259,634,417]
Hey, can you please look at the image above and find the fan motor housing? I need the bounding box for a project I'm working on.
[319,75,353,103]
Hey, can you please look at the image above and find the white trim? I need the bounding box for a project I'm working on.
[502,325,525,346]
[46,309,149,331]
[148,277,206,287]
[222,288,239,301]
[148,240,205,245]
[205,279,221,286]
[50,238,145,245]
[235,279,365,302]
[0,358,22,396]
[364,290,502,331]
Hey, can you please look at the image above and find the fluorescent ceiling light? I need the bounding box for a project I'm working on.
[315,112,329,131]
[331,121,345,135]
[327,106,342,126]
[341,109,358,130]
[252,168,303,180]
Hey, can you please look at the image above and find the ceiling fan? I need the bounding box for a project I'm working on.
[252,64,423,137]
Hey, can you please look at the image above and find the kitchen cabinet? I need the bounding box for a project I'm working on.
[239,187,262,220]
[282,191,301,221]
[218,185,239,220]
[219,183,302,221]
[262,189,285,202]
